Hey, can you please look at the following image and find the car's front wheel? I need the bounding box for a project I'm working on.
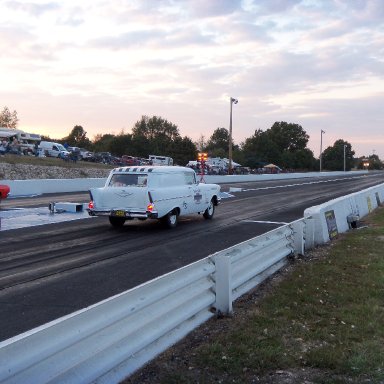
[109,216,126,227]
[203,199,215,219]
[161,210,178,228]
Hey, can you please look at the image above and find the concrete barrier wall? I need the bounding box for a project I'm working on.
[3,178,106,197]
[304,183,384,246]
[3,170,368,197]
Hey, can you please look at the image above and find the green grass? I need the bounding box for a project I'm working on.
[128,207,384,383]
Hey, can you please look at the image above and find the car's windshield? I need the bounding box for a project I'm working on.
[109,174,147,187]
[56,144,66,151]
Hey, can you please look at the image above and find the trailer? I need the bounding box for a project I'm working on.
[148,155,173,166]
[0,128,41,155]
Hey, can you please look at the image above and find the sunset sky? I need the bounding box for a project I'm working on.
[1,0,383,159]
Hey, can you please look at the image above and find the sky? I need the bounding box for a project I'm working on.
[1,0,383,159]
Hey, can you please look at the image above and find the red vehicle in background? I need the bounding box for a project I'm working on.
[0,184,10,199]
[121,155,141,166]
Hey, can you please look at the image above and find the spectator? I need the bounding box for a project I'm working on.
[9,137,20,154]
[0,140,6,155]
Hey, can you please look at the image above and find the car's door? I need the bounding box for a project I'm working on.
[51,145,60,157]
[184,171,207,214]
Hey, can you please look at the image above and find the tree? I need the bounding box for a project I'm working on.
[281,148,316,170]
[132,115,180,155]
[62,125,92,148]
[92,134,116,153]
[169,136,197,165]
[204,127,240,159]
[322,140,355,171]
[0,106,18,128]
[356,154,383,170]
[241,129,281,168]
[109,133,133,157]
[268,121,309,152]
[195,134,206,152]
[240,123,315,170]
[367,154,383,170]
[130,134,151,158]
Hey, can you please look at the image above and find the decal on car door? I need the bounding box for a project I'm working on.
[194,189,203,204]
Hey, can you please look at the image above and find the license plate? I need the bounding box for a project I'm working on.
[114,210,125,217]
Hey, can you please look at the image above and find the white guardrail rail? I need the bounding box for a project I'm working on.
[1,180,383,384]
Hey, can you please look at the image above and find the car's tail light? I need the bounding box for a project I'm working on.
[88,201,94,209]
[147,203,154,212]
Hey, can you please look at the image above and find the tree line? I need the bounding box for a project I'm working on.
[1,106,382,171]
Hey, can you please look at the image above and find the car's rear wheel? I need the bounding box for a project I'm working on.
[109,216,126,227]
[203,199,215,219]
[161,210,178,228]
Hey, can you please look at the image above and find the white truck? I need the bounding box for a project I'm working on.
[87,166,220,228]
[38,141,70,158]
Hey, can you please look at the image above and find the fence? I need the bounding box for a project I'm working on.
[1,181,383,384]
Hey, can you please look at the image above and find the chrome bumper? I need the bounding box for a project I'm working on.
[87,208,158,219]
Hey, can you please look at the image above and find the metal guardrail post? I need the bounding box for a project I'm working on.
[214,254,233,315]
[304,217,315,250]
[291,220,305,256]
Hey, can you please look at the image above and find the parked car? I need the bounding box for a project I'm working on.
[93,152,114,164]
[38,141,70,158]
[87,166,221,228]
[0,184,10,199]
[121,155,141,166]
[79,148,94,160]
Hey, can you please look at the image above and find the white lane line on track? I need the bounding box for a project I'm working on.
[243,220,288,225]
[231,175,366,193]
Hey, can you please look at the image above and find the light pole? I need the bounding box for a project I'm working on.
[343,144,347,172]
[228,97,238,175]
[320,129,325,172]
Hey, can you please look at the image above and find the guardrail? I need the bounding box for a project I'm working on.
[1,181,383,384]
[0,222,299,384]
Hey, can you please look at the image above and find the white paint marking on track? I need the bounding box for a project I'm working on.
[0,207,92,231]
[231,175,366,193]
[243,220,288,225]
[219,192,235,198]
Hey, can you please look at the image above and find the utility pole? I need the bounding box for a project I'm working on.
[320,130,325,172]
[228,97,238,175]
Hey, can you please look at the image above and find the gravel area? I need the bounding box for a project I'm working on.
[0,163,111,180]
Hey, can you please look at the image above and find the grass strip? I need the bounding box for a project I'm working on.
[127,207,384,384]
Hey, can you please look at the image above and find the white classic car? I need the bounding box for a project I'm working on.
[87,166,221,228]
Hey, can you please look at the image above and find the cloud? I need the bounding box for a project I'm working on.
[90,29,166,50]
[0,0,383,159]
[186,0,242,17]
[4,1,59,16]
